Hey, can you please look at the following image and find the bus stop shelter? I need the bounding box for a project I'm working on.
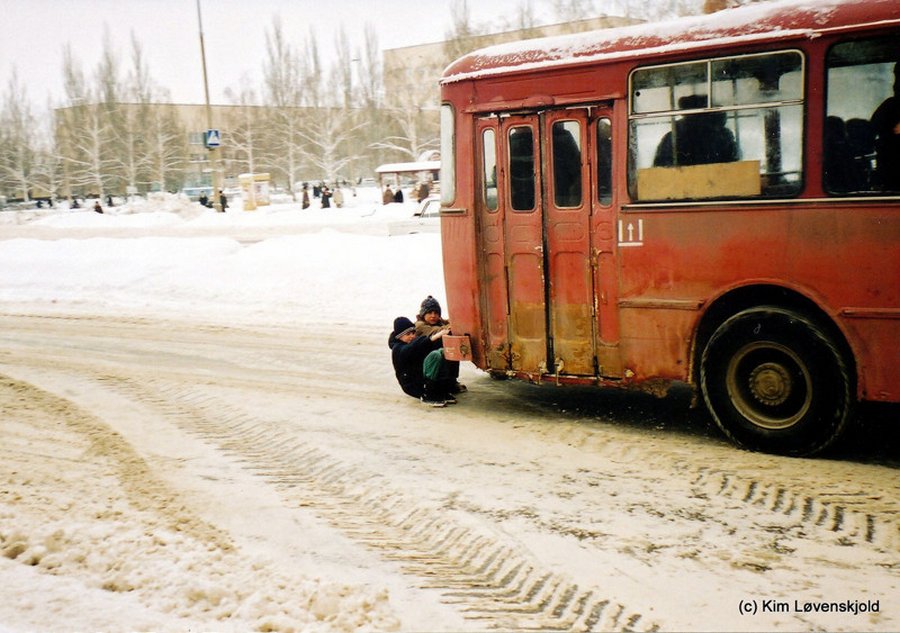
[374,160,440,189]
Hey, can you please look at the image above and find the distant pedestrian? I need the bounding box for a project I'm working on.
[417,181,430,203]
[393,187,404,203]
[301,184,310,209]
[332,186,344,208]
[321,185,332,209]
[382,185,394,205]
[218,190,228,212]
[93,200,103,214]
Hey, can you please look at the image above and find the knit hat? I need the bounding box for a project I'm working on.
[393,316,416,340]
[418,295,442,318]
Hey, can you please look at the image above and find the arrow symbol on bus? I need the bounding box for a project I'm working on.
[618,219,644,246]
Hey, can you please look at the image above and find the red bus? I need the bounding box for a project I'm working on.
[437,0,900,456]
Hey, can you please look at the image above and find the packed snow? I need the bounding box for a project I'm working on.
[1,185,896,633]
[0,187,444,632]
[0,187,444,328]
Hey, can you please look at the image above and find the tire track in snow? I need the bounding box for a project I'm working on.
[3,308,897,556]
[493,397,900,554]
[103,374,659,632]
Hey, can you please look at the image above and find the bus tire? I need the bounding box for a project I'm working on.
[700,306,854,456]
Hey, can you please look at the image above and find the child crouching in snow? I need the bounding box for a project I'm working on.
[414,296,466,395]
[389,316,460,407]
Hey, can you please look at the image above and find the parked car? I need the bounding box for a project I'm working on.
[387,195,441,235]
[414,195,441,219]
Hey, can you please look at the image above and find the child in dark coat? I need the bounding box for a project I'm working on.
[414,296,465,393]
[389,316,455,406]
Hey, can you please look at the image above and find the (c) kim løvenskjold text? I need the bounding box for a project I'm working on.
[762,599,880,615]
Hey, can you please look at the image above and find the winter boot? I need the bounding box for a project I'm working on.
[422,380,446,407]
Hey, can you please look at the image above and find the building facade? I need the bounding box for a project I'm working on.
[46,15,646,202]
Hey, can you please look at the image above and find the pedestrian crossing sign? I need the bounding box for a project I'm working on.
[205,129,221,148]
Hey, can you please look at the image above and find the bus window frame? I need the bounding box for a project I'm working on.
[440,103,456,205]
[481,127,499,212]
[627,49,806,203]
[595,116,613,207]
[550,118,584,210]
[823,35,900,196]
[507,124,538,213]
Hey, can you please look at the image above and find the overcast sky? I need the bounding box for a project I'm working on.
[1,0,535,110]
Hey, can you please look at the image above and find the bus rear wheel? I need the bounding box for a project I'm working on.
[700,307,854,456]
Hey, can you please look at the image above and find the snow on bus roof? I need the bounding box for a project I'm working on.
[441,0,900,84]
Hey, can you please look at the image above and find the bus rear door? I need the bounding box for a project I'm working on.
[476,108,599,377]
[501,115,547,373]
[543,108,596,376]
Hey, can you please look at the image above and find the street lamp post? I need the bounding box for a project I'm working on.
[196,0,223,211]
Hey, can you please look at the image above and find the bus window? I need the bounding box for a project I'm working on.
[552,121,582,208]
[482,128,498,211]
[508,126,536,211]
[825,36,900,194]
[629,51,804,201]
[440,104,456,204]
[596,117,612,206]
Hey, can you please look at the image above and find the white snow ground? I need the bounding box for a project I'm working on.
[0,188,442,632]
[0,187,896,632]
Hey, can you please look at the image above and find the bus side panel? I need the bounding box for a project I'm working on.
[839,316,900,401]
[614,210,789,386]
[786,206,900,402]
[616,307,696,382]
[440,103,486,369]
[441,213,484,367]
[615,206,899,402]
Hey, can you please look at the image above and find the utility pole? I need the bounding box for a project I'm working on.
[196,0,223,211]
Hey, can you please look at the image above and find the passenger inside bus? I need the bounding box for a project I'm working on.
[508,128,536,210]
[870,62,900,191]
[824,116,877,192]
[552,122,582,207]
[653,94,739,168]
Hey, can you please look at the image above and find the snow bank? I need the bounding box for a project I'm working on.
[0,188,443,327]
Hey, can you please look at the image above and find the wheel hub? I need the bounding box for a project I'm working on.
[748,362,792,407]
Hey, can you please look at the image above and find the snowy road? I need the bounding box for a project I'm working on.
[1,311,897,632]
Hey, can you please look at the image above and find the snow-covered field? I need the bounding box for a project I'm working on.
[0,188,449,632]
[0,187,443,327]
[0,188,897,633]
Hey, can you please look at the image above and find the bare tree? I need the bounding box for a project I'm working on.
[356,24,382,111]
[224,77,263,177]
[342,23,390,179]
[510,0,542,33]
[58,46,95,199]
[443,0,486,62]
[261,17,311,196]
[605,0,706,20]
[299,106,365,183]
[94,28,129,195]
[371,90,440,164]
[298,25,325,109]
[0,69,38,201]
[111,34,157,195]
[29,99,65,205]
[69,98,112,199]
[550,0,597,21]
[144,97,186,194]
[334,26,354,111]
